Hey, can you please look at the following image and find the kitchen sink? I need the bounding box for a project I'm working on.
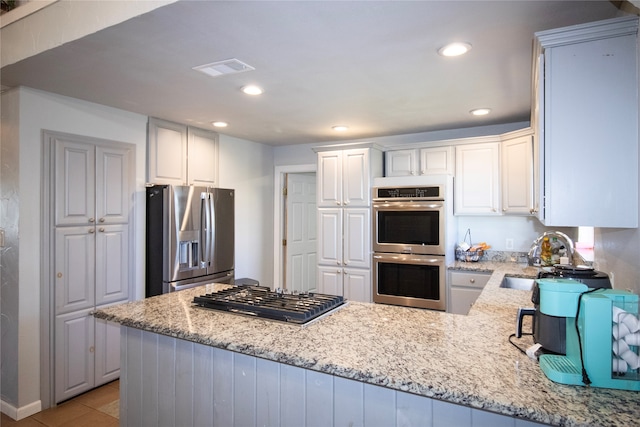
[500,276,535,291]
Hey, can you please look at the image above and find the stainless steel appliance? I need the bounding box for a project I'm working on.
[372,185,447,310]
[372,185,445,255]
[146,185,235,297]
[193,285,346,325]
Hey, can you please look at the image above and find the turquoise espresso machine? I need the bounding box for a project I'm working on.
[537,278,640,391]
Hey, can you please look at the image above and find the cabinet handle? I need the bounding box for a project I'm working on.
[470,278,476,283]
[88,229,95,234]
[337,269,341,274]
[89,218,95,223]
[99,227,105,232]
[89,346,95,353]
[336,201,341,206]
[99,217,105,223]
[57,272,63,278]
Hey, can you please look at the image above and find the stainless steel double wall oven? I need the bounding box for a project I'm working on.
[372,185,446,310]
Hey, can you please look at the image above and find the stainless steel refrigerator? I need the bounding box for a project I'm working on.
[146,185,234,297]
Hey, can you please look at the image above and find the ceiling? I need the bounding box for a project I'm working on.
[0,1,633,146]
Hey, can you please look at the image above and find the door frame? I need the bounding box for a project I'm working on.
[273,164,315,290]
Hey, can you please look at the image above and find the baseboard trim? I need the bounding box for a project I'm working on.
[1,398,42,421]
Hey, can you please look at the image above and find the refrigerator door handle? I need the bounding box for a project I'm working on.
[200,192,211,268]
[209,194,216,271]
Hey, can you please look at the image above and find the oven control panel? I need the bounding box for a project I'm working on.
[373,185,443,201]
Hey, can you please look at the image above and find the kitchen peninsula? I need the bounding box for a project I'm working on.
[94,263,639,427]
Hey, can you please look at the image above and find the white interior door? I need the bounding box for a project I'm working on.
[285,173,317,293]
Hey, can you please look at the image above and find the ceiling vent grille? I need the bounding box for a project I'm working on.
[192,58,255,77]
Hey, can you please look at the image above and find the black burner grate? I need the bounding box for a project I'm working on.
[192,285,345,324]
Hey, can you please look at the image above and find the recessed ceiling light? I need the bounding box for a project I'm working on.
[212,121,228,128]
[470,108,491,116]
[241,85,263,95]
[438,42,472,57]
[332,125,349,132]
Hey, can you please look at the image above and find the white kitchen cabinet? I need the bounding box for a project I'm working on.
[48,131,134,403]
[55,308,95,402]
[318,208,342,266]
[454,142,500,215]
[317,207,370,301]
[317,147,382,207]
[385,149,416,176]
[95,223,130,306]
[501,132,534,215]
[55,226,96,315]
[343,268,372,303]
[147,117,188,185]
[147,117,219,186]
[318,208,370,269]
[55,140,131,226]
[55,308,121,402]
[533,16,638,227]
[94,313,121,386]
[315,145,382,302]
[385,146,453,177]
[187,126,219,186]
[448,271,490,315]
[317,266,371,303]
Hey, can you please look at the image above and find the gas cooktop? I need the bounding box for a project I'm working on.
[192,285,346,325]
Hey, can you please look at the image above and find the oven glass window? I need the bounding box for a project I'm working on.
[377,211,440,246]
[377,262,440,300]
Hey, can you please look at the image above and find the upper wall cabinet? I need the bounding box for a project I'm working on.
[454,141,501,215]
[317,146,383,208]
[533,16,638,227]
[501,130,534,215]
[385,146,453,176]
[147,118,219,186]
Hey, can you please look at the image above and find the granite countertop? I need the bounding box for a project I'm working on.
[94,262,639,427]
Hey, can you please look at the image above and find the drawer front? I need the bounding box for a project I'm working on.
[449,271,490,289]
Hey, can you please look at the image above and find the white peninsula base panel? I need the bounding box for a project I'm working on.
[120,326,544,427]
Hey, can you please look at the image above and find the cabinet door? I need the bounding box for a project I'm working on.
[318,208,342,266]
[317,151,343,207]
[385,150,417,177]
[454,143,500,215]
[449,287,482,315]
[343,208,370,269]
[188,127,219,186]
[55,309,95,403]
[542,33,638,227]
[342,149,370,207]
[55,227,96,315]
[96,145,132,225]
[148,117,188,185]
[317,265,343,296]
[420,146,453,175]
[95,316,120,386]
[95,224,130,306]
[501,135,533,215]
[55,138,96,226]
[343,268,371,303]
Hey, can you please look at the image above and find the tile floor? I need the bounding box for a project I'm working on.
[1,380,119,427]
